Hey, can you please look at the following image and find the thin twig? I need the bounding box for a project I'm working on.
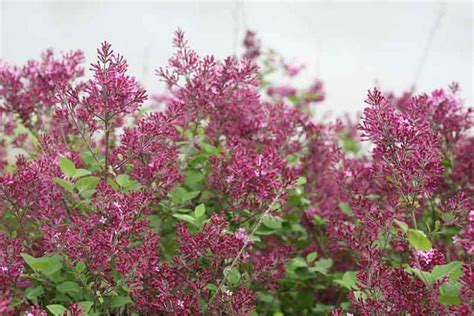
[63,100,102,168]
[206,191,282,309]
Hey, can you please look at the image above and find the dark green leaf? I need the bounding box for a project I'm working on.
[206,283,218,292]
[25,285,44,300]
[109,295,133,308]
[56,281,81,293]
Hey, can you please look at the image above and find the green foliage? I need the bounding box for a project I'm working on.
[59,157,76,178]
[431,261,463,282]
[334,271,358,290]
[47,304,67,315]
[262,214,283,230]
[439,281,461,306]
[56,281,81,294]
[115,174,140,191]
[194,203,206,218]
[109,295,133,308]
[306,252,317,263]
[21,253,62,277]
[405,260,464,306]
[407,229,432,251]
[75,176,100,198]
[224,267,241,285]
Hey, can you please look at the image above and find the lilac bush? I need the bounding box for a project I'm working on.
[0,30,472,315]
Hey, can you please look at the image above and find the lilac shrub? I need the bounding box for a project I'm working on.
[0,30,472,315]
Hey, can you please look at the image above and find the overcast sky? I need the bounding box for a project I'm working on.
[1,0,472,118]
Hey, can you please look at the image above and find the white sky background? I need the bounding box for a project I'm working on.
[0,0,472,119]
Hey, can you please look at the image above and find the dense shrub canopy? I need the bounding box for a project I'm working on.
[0,30,472,315]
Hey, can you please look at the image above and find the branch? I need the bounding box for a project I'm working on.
[206,191,282,309]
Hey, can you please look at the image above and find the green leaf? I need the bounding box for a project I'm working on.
[194,203,206,218]
[47,304,67,315]
[182,190,200,202]
[206,283,218,292]
[75,261,87,273]
[80,151,95,166]
[109,295,133,308]
[201,143,221,156]
[77,301,93,314]
[439,294,460,306]
[56,281,81,293]
[224,267,241,284]
[288,95,299,104]
[115,174,140,191]
[169,187,200,203]
[338,202,353,216]
[353,290,367,303]
[25,285,44,300]
[341,135,361,153]
[172,213,196,224]
[21,253,62,276]
[409,267,434,285]
[408,229,432,251]
[10,298,22,307]
[107,178,120,191]
[439,282,460,305]
[334,271,358,290]
[288,257,307,271]
[80,189,96,199]
[75,176,100,196]
[431,261,463,282]
[394,219,409,233]
[184,170,204,186]
[75,176,100,191]
[262,215,282,230]
[53,177,73,191]
[306,252,317,263]
[59,157,76,177]
[295,176,307,186]
[310,258,333,275]
[116,174,130,187]
[257,292,274,303]
[75,168,92,178]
